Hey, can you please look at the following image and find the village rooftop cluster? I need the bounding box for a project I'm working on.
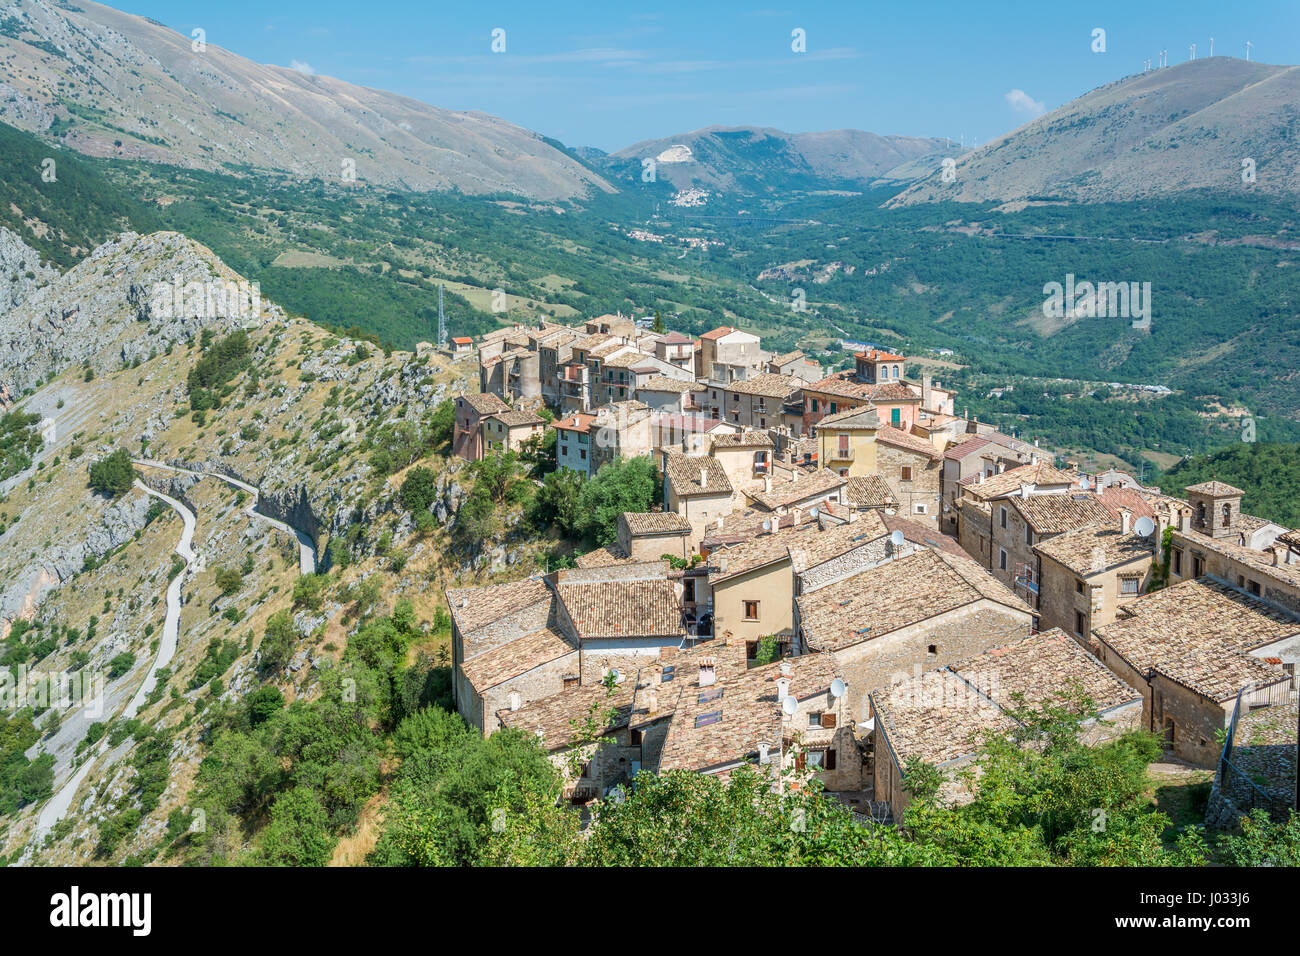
[440,315,1299,825]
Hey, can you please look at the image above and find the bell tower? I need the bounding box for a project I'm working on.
[1184,480,1243,539]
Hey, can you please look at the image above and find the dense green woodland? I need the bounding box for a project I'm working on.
[1160,442,1300,528]
[3,112,1295,463]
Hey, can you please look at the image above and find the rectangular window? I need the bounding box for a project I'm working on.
[811,398,819,412]
[901,466,912,481]
[1172,549,1182,575]
[1025,525,1033,545]
[838,434,850,456]
[1120,577,1140,595]
[891,408,901,426]
[808,713,821,728]
[743,600,760,621]
[1193,555,1205,577]
[913,503,927,515]
[829,402,838,414]
[1075,610,1086,637]
[1076,579,1085,595]
[999,549,1008,571]
[999,507,1008,529]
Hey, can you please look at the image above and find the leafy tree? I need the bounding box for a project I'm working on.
[89,449,135,497]
[577,455,658,545]
[259,786,335,866]
[399,465,438,514]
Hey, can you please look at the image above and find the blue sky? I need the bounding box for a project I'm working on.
[114,1,1300,151]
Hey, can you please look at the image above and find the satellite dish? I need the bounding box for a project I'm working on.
[761,519,772,532]
[781,696,797,716]
[857,718,875,733]
[809,507,820,518]
[1134,516,1155,538]
[830,678,846,699]
[889,530,905,548]
[608,668,621,683]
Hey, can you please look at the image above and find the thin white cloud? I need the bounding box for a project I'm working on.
[1004,88,1045,117]
[289,60,315,75]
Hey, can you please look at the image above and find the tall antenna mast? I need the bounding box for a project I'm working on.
[437,282,447,350]
[1245,41,1252,62]
[1189,43,1196,61]
[1209,37,1214,57]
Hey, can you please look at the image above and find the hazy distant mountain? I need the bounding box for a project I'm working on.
[890,57,1300,207]
[0,0,612,200]
[603,126,957,196]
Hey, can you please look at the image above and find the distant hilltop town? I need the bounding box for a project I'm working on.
[444,313,1298,828]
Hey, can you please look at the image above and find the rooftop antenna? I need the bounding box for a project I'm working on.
[437,282,447,351]
[1245,41,1252,62]
[780,696,797,717]
[1134,516,1156,538]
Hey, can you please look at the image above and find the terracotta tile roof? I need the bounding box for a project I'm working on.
[555,571,685,640]
[725,373,802,399]
[805,371,919,403]
[798,549,1029,652]
[489,409,546,428]
[1099,486,1156,520]
[659,331,695,345]
[460,626,576,694]
[654,412,730,433]
[446,577,552,637]
[574,545,637,569]
[1011,493,1114,535]
[700,325,747,341]
[664,453,733,498]
[951,628,1140,713]
[881,514,967,558]
[460,392,510,414]
[639,376,704,393]
[944,436,994,461]
[711,430,775,450]
[875,425,942,460]
[1184,480,1245,497]
[749,469,846,511]
[770,350,806,367]
[815,406,881,430]
[1034,521,1154,576]
[658,651,841,773]
[843,474,899,509]
[872,628,1139,766]
[498,679,638,752]
[1094,577,1299,702]
[553,412,597,434]
[960,461,1078,500]
[856,349,905,362]
[701,507,821,550]
[711,512,886,584]
[451,336,473,345]
[622,512,693,536]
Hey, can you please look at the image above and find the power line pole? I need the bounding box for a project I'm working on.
[437,282,447,350]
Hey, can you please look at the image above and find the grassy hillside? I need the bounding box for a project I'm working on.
[0,121,158,267]
[1159,442,1300,528]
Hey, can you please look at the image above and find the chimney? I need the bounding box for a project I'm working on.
[776,676,791,700]
[700,466,708,487]
[1156,507,1170,541]
[508,691,522,711]
[716,513,725,530]
[698,658,717,687]
[1120,509,1132,534]
[758,742,771,764]
[764,475,772,494]
[1178,508,1191,532]
[996,460,1006,474]
[647,688,659,714]
[792,507,801,524]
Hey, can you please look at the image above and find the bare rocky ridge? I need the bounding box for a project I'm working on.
[890,57,1300,207]
[0,0,612,200]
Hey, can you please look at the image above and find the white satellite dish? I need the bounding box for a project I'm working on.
[761,519,772,532]
[1134,516,1156,538]
[830,678,846,699]
[889,530,905,548]
[608,668,621,684]
[781,695,797,716]
[857,718,875,733]
[809,507,820,518]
